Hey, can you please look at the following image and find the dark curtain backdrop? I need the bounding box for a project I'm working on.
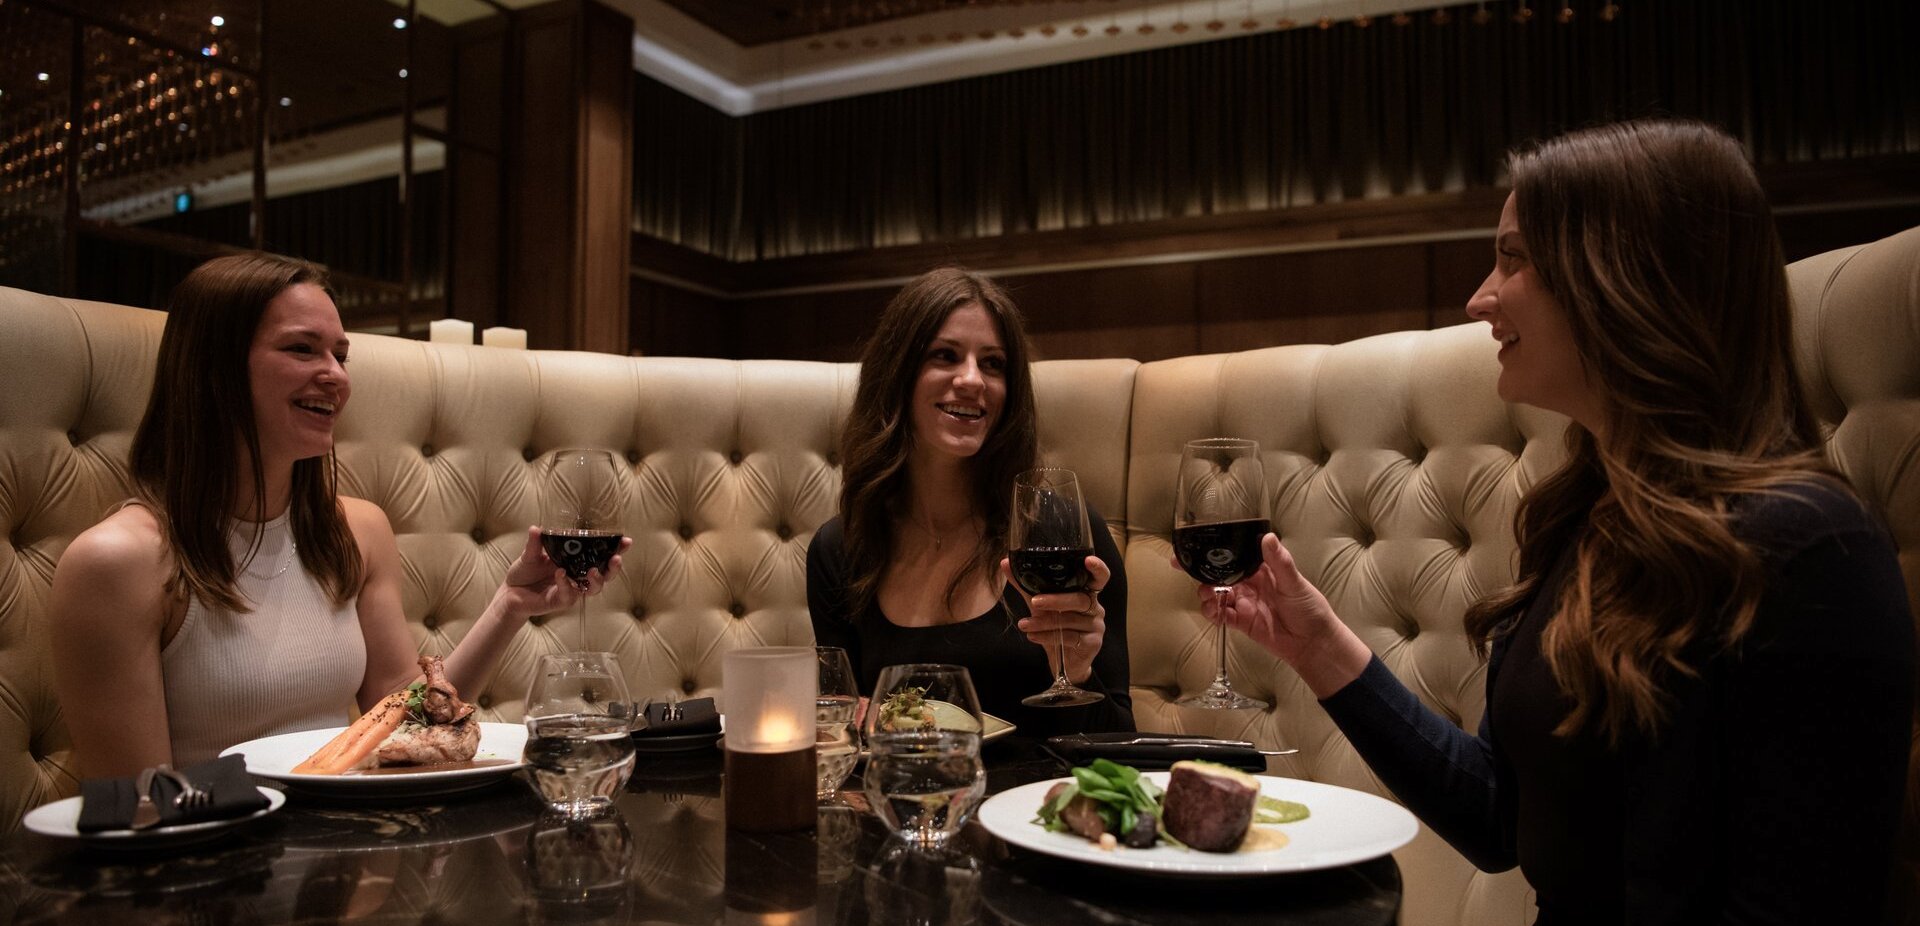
[633,0,1919,262]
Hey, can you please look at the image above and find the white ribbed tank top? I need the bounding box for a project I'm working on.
[161,511,367,765]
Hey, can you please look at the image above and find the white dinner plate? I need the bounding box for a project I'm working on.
[23,787,284,850]
[222,722,527,799]
[976,772,1417,877]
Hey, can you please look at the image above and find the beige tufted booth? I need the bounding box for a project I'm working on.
[2,226,1915,926]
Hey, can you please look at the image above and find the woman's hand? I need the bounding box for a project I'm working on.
[1193,533,1371,698]
[1003,555,1111,685]
[494,527,631,623]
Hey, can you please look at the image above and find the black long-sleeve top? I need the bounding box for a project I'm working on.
[1321,481,1914,925]
[806,508,1135,738]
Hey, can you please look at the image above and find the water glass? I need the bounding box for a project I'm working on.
[525,652,637,819]
[861,664,987,847]
[816,646,860,799]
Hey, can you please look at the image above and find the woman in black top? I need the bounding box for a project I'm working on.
[1202,120,1913,923]
[807,267,1133,736]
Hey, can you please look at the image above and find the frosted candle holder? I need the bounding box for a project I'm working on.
[722,647,817,832]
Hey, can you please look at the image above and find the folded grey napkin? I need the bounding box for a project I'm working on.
[77,754,266,832]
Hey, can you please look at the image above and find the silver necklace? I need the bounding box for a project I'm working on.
[241,540,297,580]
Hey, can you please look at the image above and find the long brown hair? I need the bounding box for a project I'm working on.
[836,267,1039,623]
[129,253,363,613]
[1462,120,1836,745]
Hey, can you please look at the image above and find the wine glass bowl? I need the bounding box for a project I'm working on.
[1008,468,1105,708]
[1174,438,1271,711]
[815,646,860,799]
[861,664,988,847]
[540,449,627,651]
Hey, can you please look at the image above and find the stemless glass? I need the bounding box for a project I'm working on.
[861,664,988,848]
[815,646,860,799]
[524,652,637,819]
[1008,468,1104,708]
[540,449,627,652]
[1173,438,1271,710]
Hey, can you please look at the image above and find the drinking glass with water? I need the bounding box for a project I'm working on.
[524,652,636,819]
[861,664,987,847]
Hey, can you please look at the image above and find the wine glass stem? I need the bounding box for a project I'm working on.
[1213,587,1232,688]
[578,596,588,652]
[1054,628,1070,686]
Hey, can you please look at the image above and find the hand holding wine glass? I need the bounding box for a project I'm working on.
[1173,438,1270,710]
[540,449,631,652]
[1006,468,1106,708]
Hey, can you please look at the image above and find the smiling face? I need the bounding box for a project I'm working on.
[248,282,351,467]
[1465,194,1605,434]
[909,302,1008,465]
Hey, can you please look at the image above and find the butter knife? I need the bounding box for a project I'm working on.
[129,767,161,831]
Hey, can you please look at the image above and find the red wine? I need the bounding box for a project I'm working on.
[1010,546,1094,596]
[1173,518,1269,587]
[542,529,621,584]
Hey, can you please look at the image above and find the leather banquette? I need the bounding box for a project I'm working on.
[1,227,1914,926]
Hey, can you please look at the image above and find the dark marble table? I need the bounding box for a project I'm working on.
[0,739,1399,925]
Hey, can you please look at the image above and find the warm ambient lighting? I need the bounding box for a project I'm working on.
[210,15,225,27]
[394,18,408,29]
[722,647,816,833]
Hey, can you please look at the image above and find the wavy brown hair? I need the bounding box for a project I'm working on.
[129,253,364,613]
[1462,120,1838,745]
[836,267,1039,623]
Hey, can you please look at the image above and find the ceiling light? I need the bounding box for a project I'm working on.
[394,18,407,29]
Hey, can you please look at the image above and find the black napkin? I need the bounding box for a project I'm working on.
[77,754,268,832]
[1046,732,1268,773]
[634,697,721,737]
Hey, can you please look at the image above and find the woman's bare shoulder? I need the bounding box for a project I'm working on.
[337,495,395,534]
[54,505,175,627]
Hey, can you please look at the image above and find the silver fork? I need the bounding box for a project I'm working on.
[662,703,685,723]
[155,764,211,813]
[129,767,162,830]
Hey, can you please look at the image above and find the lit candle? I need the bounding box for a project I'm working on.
[722,647,818,832]
[428,318,474,345]
[482,326,528,349]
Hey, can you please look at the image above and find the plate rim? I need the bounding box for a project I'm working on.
[220,720,528,786]
[976,771,1417,877]
[23,786,285,842]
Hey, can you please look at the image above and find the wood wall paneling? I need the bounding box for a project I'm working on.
[581,0,633,357]
[507,6,578,351]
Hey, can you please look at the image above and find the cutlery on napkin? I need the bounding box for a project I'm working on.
[77,754,267,832]
[1044,732,1294,772]
[633,698,720,737]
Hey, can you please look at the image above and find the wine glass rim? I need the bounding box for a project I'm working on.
[1184,437,1258,450]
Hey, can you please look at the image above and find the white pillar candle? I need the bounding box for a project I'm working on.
[428,318,474,345]
[482,326,528,349]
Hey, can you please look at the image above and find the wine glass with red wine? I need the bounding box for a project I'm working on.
[541,449,627,651]
[1173,438,1270,710]
[1008,468,1105,708]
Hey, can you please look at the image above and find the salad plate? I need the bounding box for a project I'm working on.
[976,772,1416,877]
[223,722,527,799]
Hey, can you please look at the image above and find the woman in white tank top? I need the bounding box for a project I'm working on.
[47,254,630,778]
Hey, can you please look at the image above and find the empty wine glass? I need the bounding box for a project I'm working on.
[1173,438,1271,710]
[861,664,987,847]
[815,646,860,799]
[1008,468,1104,708]
[524,652,636,819]
[540,449,627,652]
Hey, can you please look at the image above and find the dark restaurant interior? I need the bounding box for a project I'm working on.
[0,1,1916,925]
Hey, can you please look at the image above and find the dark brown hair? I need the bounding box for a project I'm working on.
[1463,119,1837,745]
[836,267,1039,622]
[129,253,363,612]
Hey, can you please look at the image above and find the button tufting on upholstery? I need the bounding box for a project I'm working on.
[679,524,694,540]
[728,450,743,465]
[66,430,80,446]
[478,695,492,709]
[825,451,839,466]
[529,614,545,626]
[421,443,436,458]
[729,602,746,617]
[423,614,439,630]
[523,447,537,462]
[631,606,647,620]
[776,524,793,541]
[682,680,697,694]
[1356,529,1375,546]
[471,528,486,543]
[626,449,640,464]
